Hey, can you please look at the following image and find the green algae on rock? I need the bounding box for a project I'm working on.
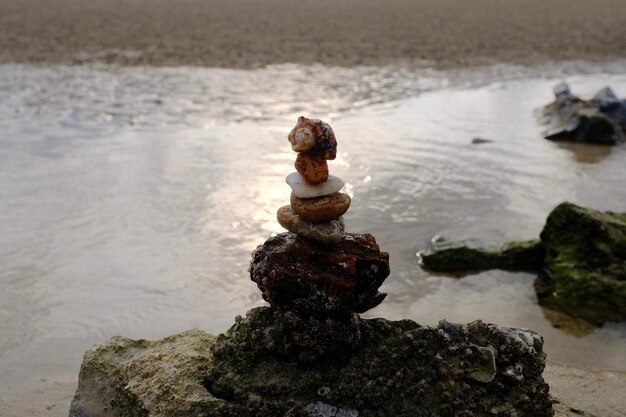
[418,238,545,273]
[69,329,223,417]
[538,202,626,323]
[418,202,626,323]
[70,307,555,417]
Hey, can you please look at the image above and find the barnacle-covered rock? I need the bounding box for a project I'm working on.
[277,205,346,245]
[290,192,351,223]
[288,116,338,160]
[70,308,559,417]
[204,307,554,417]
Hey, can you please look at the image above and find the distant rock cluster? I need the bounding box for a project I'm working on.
[419,202,626,324]
[538,82,626,145]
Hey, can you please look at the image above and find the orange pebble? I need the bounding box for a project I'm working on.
[295,152,329,185]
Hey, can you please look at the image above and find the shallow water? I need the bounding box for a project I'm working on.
[1,61,626,394]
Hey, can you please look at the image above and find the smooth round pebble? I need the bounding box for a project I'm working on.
[290,192,351,223]
[276,205,345,246]
[286,172,345,198]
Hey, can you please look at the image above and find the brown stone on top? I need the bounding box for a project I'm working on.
[290,192,351,223]
[250,232,390,319]
[294,152,329,184]
[288,116,337,160]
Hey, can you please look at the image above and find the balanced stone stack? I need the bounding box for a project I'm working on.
[277,115,348,245]
[250,116,390,358]
[69,116,556,417]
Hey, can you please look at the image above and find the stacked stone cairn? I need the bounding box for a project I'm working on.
[250,116,390,357]
[69,116,555,417]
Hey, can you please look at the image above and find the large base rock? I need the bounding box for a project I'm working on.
[70,307,556,417]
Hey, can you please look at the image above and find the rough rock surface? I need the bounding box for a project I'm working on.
[69,329,219,417]
[70,307,555,417]
[538,202,626,323]
[251,232,390,317]
[417,202,626,323]
[538,82,626,145]
[250,232,390,356]
[419,239,544,273]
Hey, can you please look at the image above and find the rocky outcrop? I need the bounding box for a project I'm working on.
[69,329,219,417]
[419,239,544,273]
[70,307,555,417]
[537,202,626,323]
[418,202,626,323]
[537,82,626,145]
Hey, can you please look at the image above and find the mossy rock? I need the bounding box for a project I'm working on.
[69,329,234,417]
[418,202,625,322]
[539,202,626,322]
[71,307,556,417]
[418,239,544,273]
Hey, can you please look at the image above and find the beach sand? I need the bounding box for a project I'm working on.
[1,0,625,68]
[1,0,625,415]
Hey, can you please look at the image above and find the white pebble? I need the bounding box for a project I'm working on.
[286,172,345,198]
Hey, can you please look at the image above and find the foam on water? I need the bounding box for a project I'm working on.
[1,61,626,394]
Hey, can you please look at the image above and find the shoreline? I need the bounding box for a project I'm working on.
[1,0,626,69]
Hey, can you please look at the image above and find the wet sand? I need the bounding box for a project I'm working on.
[0,379,75,417]
[1,0,626,68]
[545,364,626,417]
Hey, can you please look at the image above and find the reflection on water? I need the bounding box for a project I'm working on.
[555,141,615,163]
[539,307,599,338]
[1,61,626,394]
